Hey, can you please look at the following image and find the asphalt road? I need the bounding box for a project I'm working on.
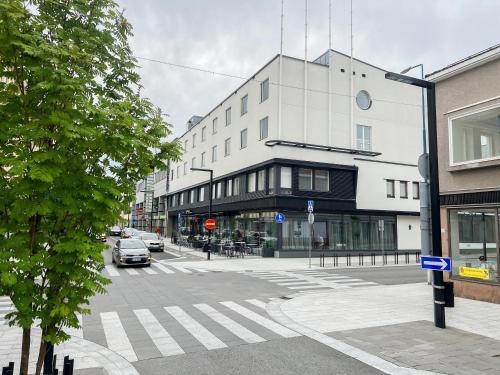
[84,239,425,374]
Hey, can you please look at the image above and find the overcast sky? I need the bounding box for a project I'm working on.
[117,0,499,138]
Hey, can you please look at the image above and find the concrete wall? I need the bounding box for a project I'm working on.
[396,215,421,250]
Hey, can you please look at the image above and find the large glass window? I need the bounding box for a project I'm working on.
[241,94,248,115]
[233,177,240,196]
[268,167,275,194]
[450,106,500,164]
[356,124,372,151]
[280,167,292,191]
[240,129,247,149]
[179,192,184,206]
[314,170,329,192]
[198,187,205,202]
[216,182,222,198]
[449,208,498,283]
[189,190,195,204]
[400,181,408,199]
[298,168,313,190]
[259,117,268,140]
[226,179,233,197]
[386,180,395,198]
[247,172,256,193]
[412,181,420,199]
[260,78,269,102]
[257,170,265,191]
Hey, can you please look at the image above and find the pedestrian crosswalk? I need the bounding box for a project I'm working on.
[70,298,298,362]
[240,270,378,292]
[0,296,14,326]
[103,262,214,277]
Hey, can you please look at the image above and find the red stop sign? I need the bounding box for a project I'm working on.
[204,218,216,230]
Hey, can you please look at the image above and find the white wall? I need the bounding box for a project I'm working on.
[397,215,421,250]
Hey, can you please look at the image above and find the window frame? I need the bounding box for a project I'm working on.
[198,187,205,202]
[224,137,231,157]
[257,169,265,191]
[259,117,268,140]
[225,107,231,126]
[191,157,196,169]
[201,126,206,142]
[298,168,313,191]
[400,181,408,199]
[247,172,256,193]
[241,94,248,116]
[212,145,217,162]
[212,117,218,134]
[240,128,247,149]
[386,179,395,198]
[280,166,292,190]
[183,162,187,175]
[233,177,240,196]
[412,181,420,200]
[201,152,206,167]
[356,124,372,151]
[226,179,233,197]
[192,133,196,148]
[260,78,269,102]
[314,169,330,192]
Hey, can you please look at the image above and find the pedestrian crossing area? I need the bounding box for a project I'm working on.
[0,296,14,326]
[239,270,378,292]
[70,298,297,362]
[104,262,212,277]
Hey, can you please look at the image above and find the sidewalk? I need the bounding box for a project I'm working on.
[266,283,500,375]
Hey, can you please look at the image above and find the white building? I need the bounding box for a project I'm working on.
[134,50,423,257]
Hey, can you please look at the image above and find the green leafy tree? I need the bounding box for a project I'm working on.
[0,1,181,374]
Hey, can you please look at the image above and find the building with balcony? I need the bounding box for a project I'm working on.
[137,50,424,257]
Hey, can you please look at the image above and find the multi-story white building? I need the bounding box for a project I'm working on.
[135,50,423,257]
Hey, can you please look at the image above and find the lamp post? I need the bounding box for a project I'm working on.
[385,71,446,329]
[190,168,214,257]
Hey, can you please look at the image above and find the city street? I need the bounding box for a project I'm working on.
[82,238,426,374]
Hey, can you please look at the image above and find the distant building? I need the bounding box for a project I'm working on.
[137,50,423,257]
[428,44,500,302]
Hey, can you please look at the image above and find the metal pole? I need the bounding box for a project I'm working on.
[426,82,446,329]
[309,222,312,268]
[208,170,213,255]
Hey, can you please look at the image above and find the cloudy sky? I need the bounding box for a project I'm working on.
[117,0,498,138]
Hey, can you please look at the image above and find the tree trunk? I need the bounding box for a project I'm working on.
[19,327,31,375]
[35,329,49,375]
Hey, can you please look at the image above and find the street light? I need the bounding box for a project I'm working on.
[190,168,214,258]
[385,71,446,329]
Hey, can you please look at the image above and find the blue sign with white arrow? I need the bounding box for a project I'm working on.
[275,213,285,223]
[421,256,451,271]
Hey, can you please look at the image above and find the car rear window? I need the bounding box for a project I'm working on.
[141,234,158,240]
[121,240,146,249]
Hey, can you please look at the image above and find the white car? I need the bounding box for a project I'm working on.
[112,239,151,267]
[140,233,164,252]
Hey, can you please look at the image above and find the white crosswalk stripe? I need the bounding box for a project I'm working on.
[277,281,318,286]
[288,285,337,290]
[125,268,139,275]
[134,309,184,356]
[0,297,14,325]
[194,304,266,344]
[189,267,209,273]
[220,301,300,338]
[245,299,267,310]
[267,278,299,283]
[104,265,120,277]
[152,262,175,274]
[168,264,192,274]
[100,312,138,362]
[164,306,227,350]
[143,267,158,275]
[347,281,378,287]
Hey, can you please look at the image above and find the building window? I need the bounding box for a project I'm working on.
[240,129,247,149]
[260,78,269,102]
[201,152,206,167]
[412,182,420,200]
[241,94,248,116]
[171,170,174,181]
[225,107,231,126]
[400,181,408,199]
[212,185,216,200]
[233,177,240,196]
[179,192,184,206]
[191,157,196,168]
[314,170,329,192]
[216,182,222,198]
[184,140,188,151]
[356,90,372,110]
[202,126,207,142]
[171,194,177,207]
[259,117,268,140]
[281,167,292,191]
[192,133,196,148]
[224,138,231,157]
[356,124,372,151]
[189,189,195,204]
[247,172,256,193]
[449,208,499,283]
[212,145,217,162]
[257,170,265,191]
[298,168,313,190]
[226,179,233,197]
[198,187,205,202]
[212,117,218,134]
[268,167,275,194]
[176,166,180,178]
[183,162,187,175]
[450,105,500,164]
[387,180,395,198]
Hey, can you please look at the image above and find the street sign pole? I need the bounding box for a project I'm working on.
[378,219,384,265]
[308,212,314,268]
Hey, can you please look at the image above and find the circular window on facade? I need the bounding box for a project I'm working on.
[356,90,372,110]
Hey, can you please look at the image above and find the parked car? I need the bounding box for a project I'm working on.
[121,227,140,239]
[109,226,122,237]
[140,233,164,252]
[111,239,151,267]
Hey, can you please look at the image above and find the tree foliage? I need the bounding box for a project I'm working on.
[0,0,180,372]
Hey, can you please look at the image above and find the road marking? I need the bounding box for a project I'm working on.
[277,281,317,286]
[287,285,333,290]
[346,282,378,287]
[194,304,265,344]
[134,309,184,357]
[152,263,175,274]
[261,277,298,281]
[164,306,227,350]
[220,301,300,338]
[65,314,83,338]
[189,267,209,273]
[164,250,182,257]
[0,297,11,302]
[143,267,158,275]
[245,299,267,310]
[315,275,350,280]
[104,265,120,277]
[100,312,137,362]
[267,279,299,283]
[168,264,192,274]
[0,306,12,312]
[125,268,139,275]
[323,278,363,283]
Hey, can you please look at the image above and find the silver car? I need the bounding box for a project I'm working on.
[112,239,151,267]
[140,233,164,252]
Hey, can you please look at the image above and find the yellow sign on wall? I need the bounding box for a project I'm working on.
[458,266,490,280]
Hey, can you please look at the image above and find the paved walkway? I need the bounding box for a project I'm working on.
[266,283,500,375]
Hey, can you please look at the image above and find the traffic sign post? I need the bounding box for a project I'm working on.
[307,200,314,213]
[204,218,216,230]
[275,213,285,224]
[378,219,385,265]
[308,212,314,268]
[177,212,182,253]
[421,256,451,271]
